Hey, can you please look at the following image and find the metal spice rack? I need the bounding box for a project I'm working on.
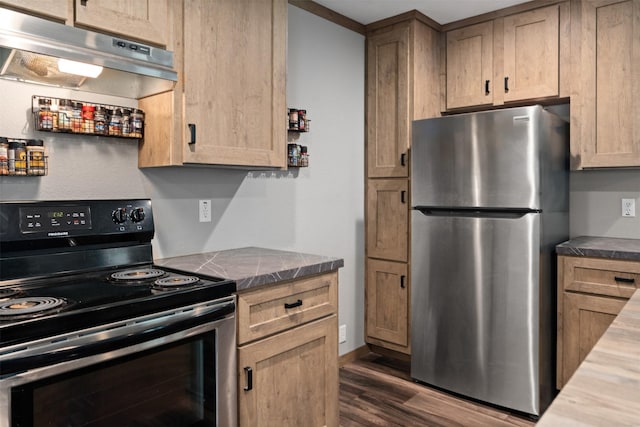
[0,137,48,177]
[287,108,310,167]
[32,95,144,139]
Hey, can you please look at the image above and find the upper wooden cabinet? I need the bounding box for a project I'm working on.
[444,2,570,110]
[0,0,169,47]
[74,0,169,47]
[0,0,69,21]
[366,19,440,178]
[446,21,494,109]
[139,0,287,169]
[571,0,640,169]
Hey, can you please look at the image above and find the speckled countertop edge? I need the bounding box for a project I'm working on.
[155,247,344,291]
[556,236,640,261]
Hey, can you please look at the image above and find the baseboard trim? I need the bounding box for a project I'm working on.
[339,345,371,367]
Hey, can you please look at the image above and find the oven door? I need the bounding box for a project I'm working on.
[0,297,236,427]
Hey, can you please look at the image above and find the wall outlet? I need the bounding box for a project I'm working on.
[339,324,347,343]
[622,198,636,218]
[199,199,212,222]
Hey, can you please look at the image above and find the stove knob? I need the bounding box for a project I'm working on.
[112,208,128,224]
[130,207,145,223]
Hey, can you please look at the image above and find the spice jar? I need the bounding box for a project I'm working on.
[288,108,299,130]
[72,102,83,132]
[108,108,123,136]
[58,99,72,131]
[38,98,53,130]
[82,104,95,133]
[94,107,108,135]
[26,139,45,175]
[121,109,131,136]
[298,110,307,131]
[0,137,8,175]
[13,140,27,175]
[131,109,144,138]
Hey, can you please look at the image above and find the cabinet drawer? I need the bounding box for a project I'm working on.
[237,271,338,345]
[561,256,640,298]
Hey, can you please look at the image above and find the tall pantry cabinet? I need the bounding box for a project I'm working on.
[365,14,441,356]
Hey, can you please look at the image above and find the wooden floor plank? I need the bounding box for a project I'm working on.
[340,353,535,427]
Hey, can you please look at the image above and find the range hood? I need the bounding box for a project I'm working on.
[0,8,177,99]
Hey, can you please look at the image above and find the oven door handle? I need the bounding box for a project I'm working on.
[0,301,235,376]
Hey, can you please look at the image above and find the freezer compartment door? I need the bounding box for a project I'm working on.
[410,210,541,415]
[411,105,543,209]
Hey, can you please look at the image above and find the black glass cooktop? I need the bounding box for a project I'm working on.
[0,265,235,347]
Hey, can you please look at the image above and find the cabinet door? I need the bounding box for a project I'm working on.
[0,0,69,21]
[366,179,408,262]
[74,0,169,46]
[367,25,410,178]
[183,0,286,168]
[559,292,626,388]
[366,259,409,352]
[446,21,494,109]
[502,4,560,102]
[574,0,640,168]
[238,316,338,427]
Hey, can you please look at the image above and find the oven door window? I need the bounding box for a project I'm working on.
[11,332,216,427]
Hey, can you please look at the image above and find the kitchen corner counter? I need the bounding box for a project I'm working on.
[537,289,640,426]
[556,236,640,260]
[155,247,344,291]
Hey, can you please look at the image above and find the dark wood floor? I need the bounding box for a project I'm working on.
[339,353,536,427]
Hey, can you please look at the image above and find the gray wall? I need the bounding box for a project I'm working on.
[0,5,366,356]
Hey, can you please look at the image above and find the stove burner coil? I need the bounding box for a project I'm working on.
[153,275,200,289]
[110,268,166,282]
[0,288,21,300]
[0,297,67,316]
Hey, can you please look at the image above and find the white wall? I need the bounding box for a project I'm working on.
[0,5,366,356]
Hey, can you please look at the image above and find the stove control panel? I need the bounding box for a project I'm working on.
[1,199,154,239]
[20,205,92,234]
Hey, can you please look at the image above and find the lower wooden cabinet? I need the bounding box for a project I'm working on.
[557,255,640,388]
[365,258,410,354]
[236,272,339,427]
[238,316,338,427]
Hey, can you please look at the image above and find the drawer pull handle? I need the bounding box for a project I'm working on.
[243,366,253,391]
[614,276,635,284]
[284,299,303,309]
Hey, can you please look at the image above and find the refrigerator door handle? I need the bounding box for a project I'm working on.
[414,207,537,219]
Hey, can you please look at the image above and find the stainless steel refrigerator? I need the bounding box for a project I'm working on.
[410,105,568,416]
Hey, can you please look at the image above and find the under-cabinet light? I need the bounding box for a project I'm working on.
[57,59,103,78]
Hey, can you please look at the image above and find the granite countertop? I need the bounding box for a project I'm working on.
[556,236,640,261]
[537,289,640,426]
[155,247,344,291]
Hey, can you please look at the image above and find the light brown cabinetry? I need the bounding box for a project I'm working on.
[366,179,408,262]
[74,0,169,46]
[237,272,339,427]
[571,0,640,169]
[444,2,570,110]
[366,259,409,351]
[139,0,286,169]
[364,15,440,356]
[557,255,640,388]
[0,0,169,46]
